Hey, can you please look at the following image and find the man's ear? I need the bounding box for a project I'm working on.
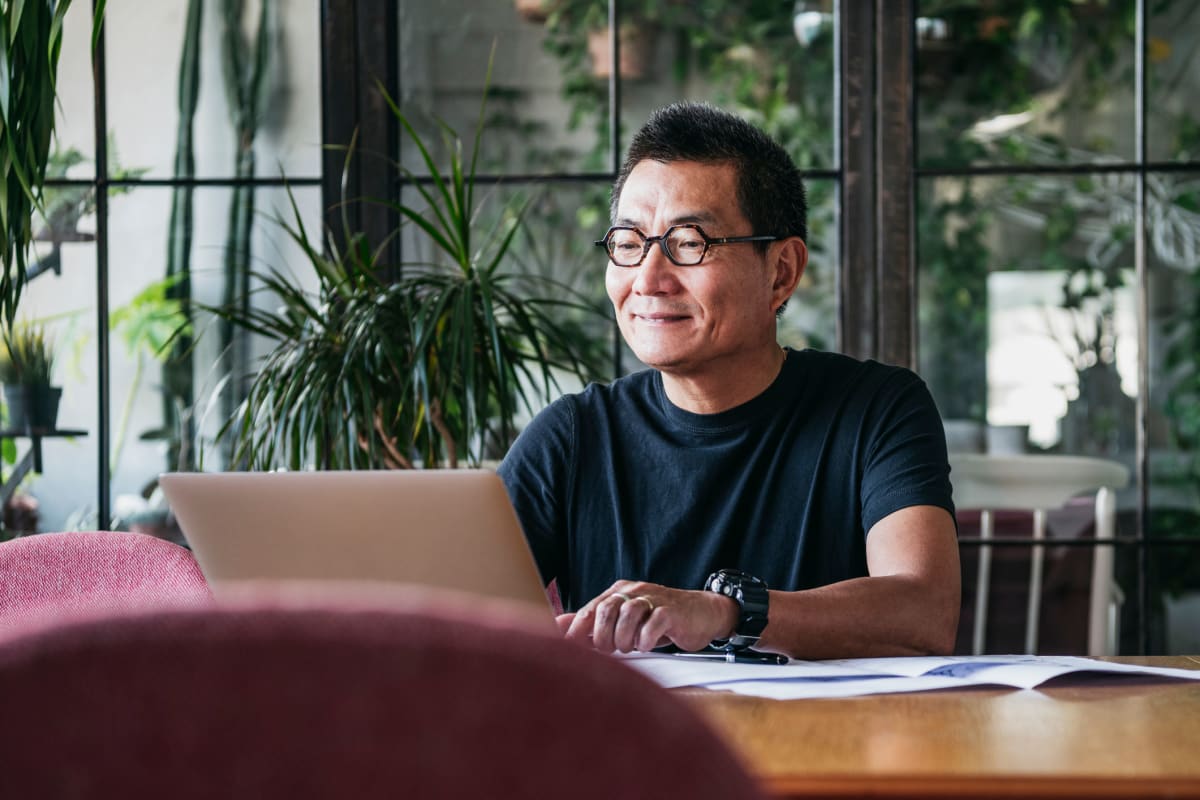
[771,237,808,310]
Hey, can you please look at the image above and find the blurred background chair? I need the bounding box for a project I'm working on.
[0,530,211,636]
[951,453,1130,656]
[0,593,766,800]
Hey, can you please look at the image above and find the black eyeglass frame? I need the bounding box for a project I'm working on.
[594,224,780,267]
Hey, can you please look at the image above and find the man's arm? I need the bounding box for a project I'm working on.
[562,504,960,658]
[755,504,960,658]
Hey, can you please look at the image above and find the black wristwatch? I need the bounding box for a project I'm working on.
[703,569,770,650]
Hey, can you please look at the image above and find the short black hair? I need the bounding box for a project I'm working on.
[611,102,808,250]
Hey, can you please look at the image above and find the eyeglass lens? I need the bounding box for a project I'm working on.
[606,226,709,266]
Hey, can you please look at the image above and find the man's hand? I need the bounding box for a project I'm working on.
[558,580,739,653]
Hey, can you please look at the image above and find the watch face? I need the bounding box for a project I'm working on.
[706,570,769,642]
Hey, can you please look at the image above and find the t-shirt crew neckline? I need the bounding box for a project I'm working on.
[653,347,797,434]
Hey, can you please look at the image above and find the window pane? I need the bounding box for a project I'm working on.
[105,184,323,529]
[616,3,837,171]
[1148,3,1200,162]
[50,1,97,171]
[918,174,1138,473]
[916,1,1135,168]
[105,0,322,180]
[397,1,602,176]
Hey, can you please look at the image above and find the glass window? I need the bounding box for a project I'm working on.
[916,1,1136,168]
[104,0,322,180]
[7,2,323,535]
[919,173,1138,470]
[397,0,602,175]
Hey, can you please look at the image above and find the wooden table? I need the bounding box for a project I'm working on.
[683,656,1200,800]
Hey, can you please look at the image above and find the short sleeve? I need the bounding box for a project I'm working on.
[497,396,577,586]
[859,371,955,534]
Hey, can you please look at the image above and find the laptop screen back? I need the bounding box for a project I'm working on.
[159,470,551,614]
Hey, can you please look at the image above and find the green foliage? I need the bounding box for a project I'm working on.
[209,60,609,470]
[917,0,1139,168]
[109,276,192,474]
[0,0,73,326]
[0,323,55,387]
[0,0,105,325]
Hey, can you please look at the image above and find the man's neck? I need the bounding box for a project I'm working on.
[660,345,787,415]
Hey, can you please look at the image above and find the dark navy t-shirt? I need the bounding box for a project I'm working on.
[498,348,954,612]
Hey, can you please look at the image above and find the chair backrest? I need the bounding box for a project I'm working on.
[0,531,212,637]
[950,454,1130,656]
[0,593,767,800]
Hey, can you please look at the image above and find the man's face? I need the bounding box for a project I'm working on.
[606,159,784,375]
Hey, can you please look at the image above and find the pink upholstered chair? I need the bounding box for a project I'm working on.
[0,592,766,799]
[0,531,211,637]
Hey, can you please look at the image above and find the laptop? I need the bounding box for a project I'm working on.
[158,470,552,616]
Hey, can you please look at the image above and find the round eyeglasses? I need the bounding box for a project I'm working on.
[595,224,779,267]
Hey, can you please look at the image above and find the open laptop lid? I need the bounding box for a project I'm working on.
[159,470,552,616]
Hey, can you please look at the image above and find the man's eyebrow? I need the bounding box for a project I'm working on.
[612,212,717,229]
[671,212,717,225]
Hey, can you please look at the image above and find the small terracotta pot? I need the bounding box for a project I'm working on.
[586,24,658,81]
[514,0,555,23]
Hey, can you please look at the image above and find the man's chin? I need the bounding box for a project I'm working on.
[628,346,691,372]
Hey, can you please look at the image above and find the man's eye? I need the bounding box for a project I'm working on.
[675,237,705,251]
[613,241,642,253]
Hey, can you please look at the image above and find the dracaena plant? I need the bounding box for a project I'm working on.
[0,0,106,326]
[207,59,609,471]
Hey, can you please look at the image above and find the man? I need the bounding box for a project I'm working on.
[499,103,959,660]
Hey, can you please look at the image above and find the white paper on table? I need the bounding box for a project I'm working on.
[825,655,1200,690]
[717,675,979,700]
[618,653,890,689]
[619,653,1200,697]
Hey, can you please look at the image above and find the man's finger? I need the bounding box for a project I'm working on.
[555,612,576,634]
[613,598,652,652]
[590,593,627,652]
[636,608,672,652]
[564,606,595,642]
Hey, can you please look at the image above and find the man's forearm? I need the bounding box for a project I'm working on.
[755,574,960,660]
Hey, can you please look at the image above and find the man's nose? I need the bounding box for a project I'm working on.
[631,239,678,295]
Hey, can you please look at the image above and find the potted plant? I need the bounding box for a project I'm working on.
[207,57,609,471]
[545,0,661,81]
[0,324,61,431]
